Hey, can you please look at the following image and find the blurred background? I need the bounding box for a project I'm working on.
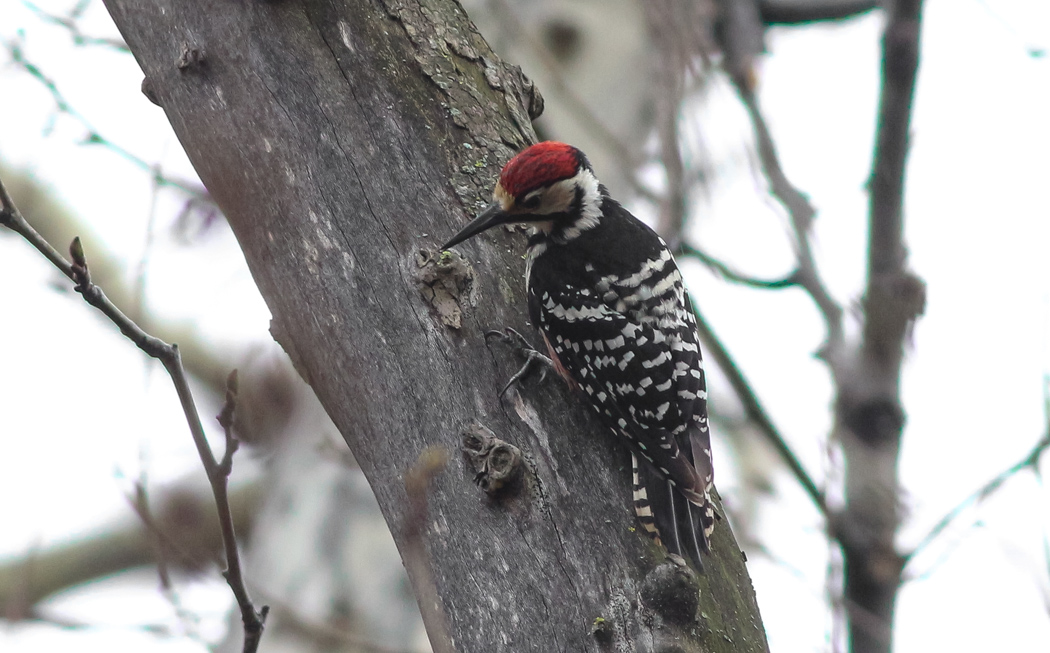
[0,0,1048,651]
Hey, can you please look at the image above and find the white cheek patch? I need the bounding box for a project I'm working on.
[554,169,601,241]
[536,178,576,215]
[514,168,603,244]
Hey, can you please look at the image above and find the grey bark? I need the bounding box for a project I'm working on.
[100,1,768,651]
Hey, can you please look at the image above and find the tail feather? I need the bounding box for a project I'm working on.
[632,453,711,572]
[631,454,664,545]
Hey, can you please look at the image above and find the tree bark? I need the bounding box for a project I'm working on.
[100,1,768,651]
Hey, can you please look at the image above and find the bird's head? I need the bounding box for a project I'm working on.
[441,141,602,250]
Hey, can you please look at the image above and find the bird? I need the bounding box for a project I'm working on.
[441,141,715,570]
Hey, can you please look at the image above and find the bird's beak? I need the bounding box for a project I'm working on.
[441,201,513,251]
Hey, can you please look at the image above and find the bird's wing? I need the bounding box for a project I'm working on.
[530,284,708,499]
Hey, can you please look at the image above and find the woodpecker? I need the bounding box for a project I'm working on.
[442,141,715,570]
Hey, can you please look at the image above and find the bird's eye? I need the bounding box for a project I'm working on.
[520,195,541,210]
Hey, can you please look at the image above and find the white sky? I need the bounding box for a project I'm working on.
[1,1,1049,652]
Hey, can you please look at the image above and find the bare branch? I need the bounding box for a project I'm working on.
[731,77,845,357]
[216,370,242,476]
[642,4,830,521]
[0,481,262,609]
[714,0,846,361]
[680,243,799,290]
[904,430,1050,568]
[639,1,717,243]
[863,0,928,366]
[24,1,130,52]
[867,4,921,271]
[708,0,846,540]
[212,370,267,653]
[1,163,236,394]
[869,0,923,275]
[0,176,266,653]
[758,0,877,25]
[690,302,829,518]
[2,37,210,203]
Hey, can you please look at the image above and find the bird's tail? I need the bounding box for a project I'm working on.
[632,453,713,572]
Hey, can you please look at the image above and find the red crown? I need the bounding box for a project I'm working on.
[499,142,581,198]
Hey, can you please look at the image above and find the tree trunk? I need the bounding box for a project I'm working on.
[101,1,768,650]
[838,1,925,651]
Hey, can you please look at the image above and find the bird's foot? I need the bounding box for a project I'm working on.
[485,327,554,397]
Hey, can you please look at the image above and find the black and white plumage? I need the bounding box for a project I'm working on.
[442,141,715,569]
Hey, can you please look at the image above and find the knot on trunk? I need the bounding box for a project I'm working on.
[640,559,701,627]
[176,44,205,71]
[462,422,524,497]
[863,269,926,360]
[416,248,475,329]
[842,396,906,448]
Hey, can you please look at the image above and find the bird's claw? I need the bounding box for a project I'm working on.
[485,327,554,397]
[484,327,531,349]
[498,349,553,397]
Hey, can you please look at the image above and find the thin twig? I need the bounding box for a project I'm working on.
[904,431,1050,567]
[902,519,982,584]
[638,1,824,518]
[730,74,845,357]
[2,37,210,203]
[0,176,267,653]
[214,370,268,653]
[689,302,829,519]
[679,243,799,290]
[638,0,720,239]
[716,0,844,354]
[24,1,131,52]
